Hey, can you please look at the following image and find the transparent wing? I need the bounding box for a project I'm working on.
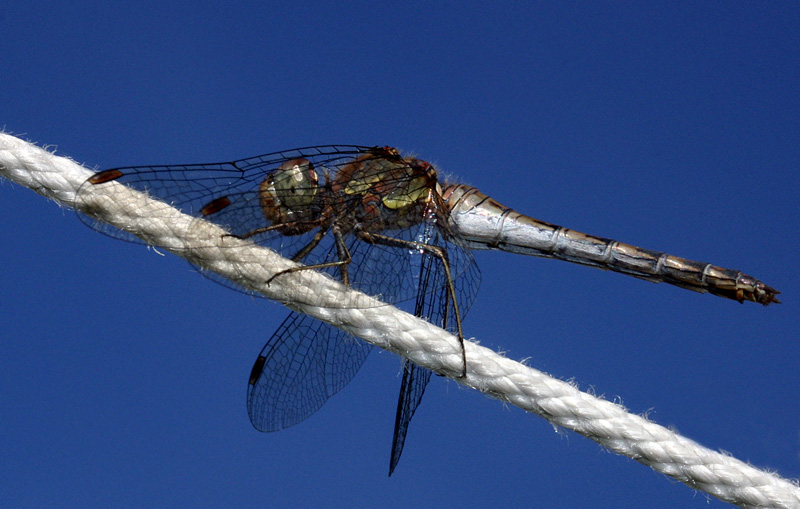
[75,145,481,313]
[343,221,481,313]
[75,145,372,245]
[78,145,483,473]
[247,226,480,471]
[246,311,372,432]
[389,361,431,476]
[388,238,479,475]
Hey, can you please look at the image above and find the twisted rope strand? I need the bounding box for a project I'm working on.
[2,132,797,508]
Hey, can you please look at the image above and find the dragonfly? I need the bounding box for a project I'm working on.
[76,145,779,476]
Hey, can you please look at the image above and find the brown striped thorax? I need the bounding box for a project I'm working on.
[332,147,442,232]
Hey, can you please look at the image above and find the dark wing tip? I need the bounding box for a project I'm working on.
[88,169,124,185]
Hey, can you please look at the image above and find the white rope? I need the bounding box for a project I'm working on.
[1,132,798,508]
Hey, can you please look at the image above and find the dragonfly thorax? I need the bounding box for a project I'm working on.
[333,150,441,233]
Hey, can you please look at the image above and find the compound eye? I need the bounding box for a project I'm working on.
[269,158,319,209]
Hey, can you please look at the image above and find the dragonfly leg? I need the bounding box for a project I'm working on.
[265,225,352,287]
[356,231,467,378]
[226,217,325,240]
[290,226,328,261]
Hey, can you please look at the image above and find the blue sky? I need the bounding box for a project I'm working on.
[2,3,798,507]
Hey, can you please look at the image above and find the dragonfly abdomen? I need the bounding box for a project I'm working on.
[443,184,779,305]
